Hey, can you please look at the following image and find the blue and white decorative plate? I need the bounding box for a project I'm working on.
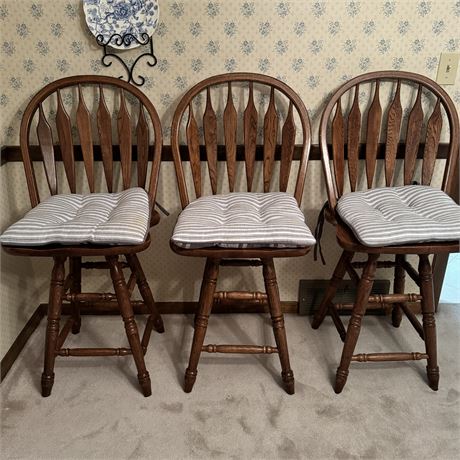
[83,0,160,50]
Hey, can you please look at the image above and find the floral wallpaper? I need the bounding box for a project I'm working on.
[0,0,458,355]
[1,0,459,146]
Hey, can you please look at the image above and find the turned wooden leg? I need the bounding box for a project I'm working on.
[42,256,66,397]
[391,254,405,327]
[263,258,295,395]
[312,251,353,340]
[69,257,82,334]
[184,258,220,393]
[125,254,165,352]
[335,253,379,394]
[419,255,439,391]
[107,255,152,397]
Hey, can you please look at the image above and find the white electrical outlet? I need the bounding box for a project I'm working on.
[436,53,460,85]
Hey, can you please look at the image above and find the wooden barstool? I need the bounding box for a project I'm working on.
[312,71,460,393]
[1,76,165,396]
[169,73,315,394]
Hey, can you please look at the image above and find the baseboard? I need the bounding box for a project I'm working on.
[1,304,46,381]
[61,301,298,315]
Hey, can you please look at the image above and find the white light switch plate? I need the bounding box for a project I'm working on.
[436,53,459,85]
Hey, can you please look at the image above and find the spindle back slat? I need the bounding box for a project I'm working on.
[56,90,75,192]
[244,82,258,192]
[186,103,202,199]
[404,86,424,185]
[422,99,443,186]
[279,102,296,192]
[331,98,345,194]
[171,73,311,209]
[365,81,382,188]
[203,87,218,194]
[96,86,113,192]
[19,75,163,209]
[136,104,149,189]
[117,90,132,190]
[37,104,57,195]
[384,80,402,186]
[76,85,95,192]
[347,86,361,192]
[319,71,459,210]
[263,87,278,192]
[223,82,237,192]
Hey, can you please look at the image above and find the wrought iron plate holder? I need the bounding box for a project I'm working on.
[96,32,157,86]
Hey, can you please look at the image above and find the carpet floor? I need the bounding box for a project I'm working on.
[1,306,459,459]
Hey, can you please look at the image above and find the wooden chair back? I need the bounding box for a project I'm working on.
[170,72,311,208]
[19,75,163,210]
[319,71,460,209]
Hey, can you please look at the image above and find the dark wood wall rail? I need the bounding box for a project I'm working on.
[0,143,450,166]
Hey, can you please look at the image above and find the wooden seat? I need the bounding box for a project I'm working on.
[311,70,460,393]
[1,75,164,397]
[170,73,313,394]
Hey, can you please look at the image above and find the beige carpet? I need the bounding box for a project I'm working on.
[1,306,459,459]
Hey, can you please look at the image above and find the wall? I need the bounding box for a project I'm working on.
[1,0,459,356]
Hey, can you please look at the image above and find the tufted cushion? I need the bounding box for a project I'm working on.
[171,192,315,249]
[337,185,460,247]
[0,188,151,246]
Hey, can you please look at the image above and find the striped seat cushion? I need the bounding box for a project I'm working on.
[171,192,315,249]
[0,188,150,246]
[337,185,460,247]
